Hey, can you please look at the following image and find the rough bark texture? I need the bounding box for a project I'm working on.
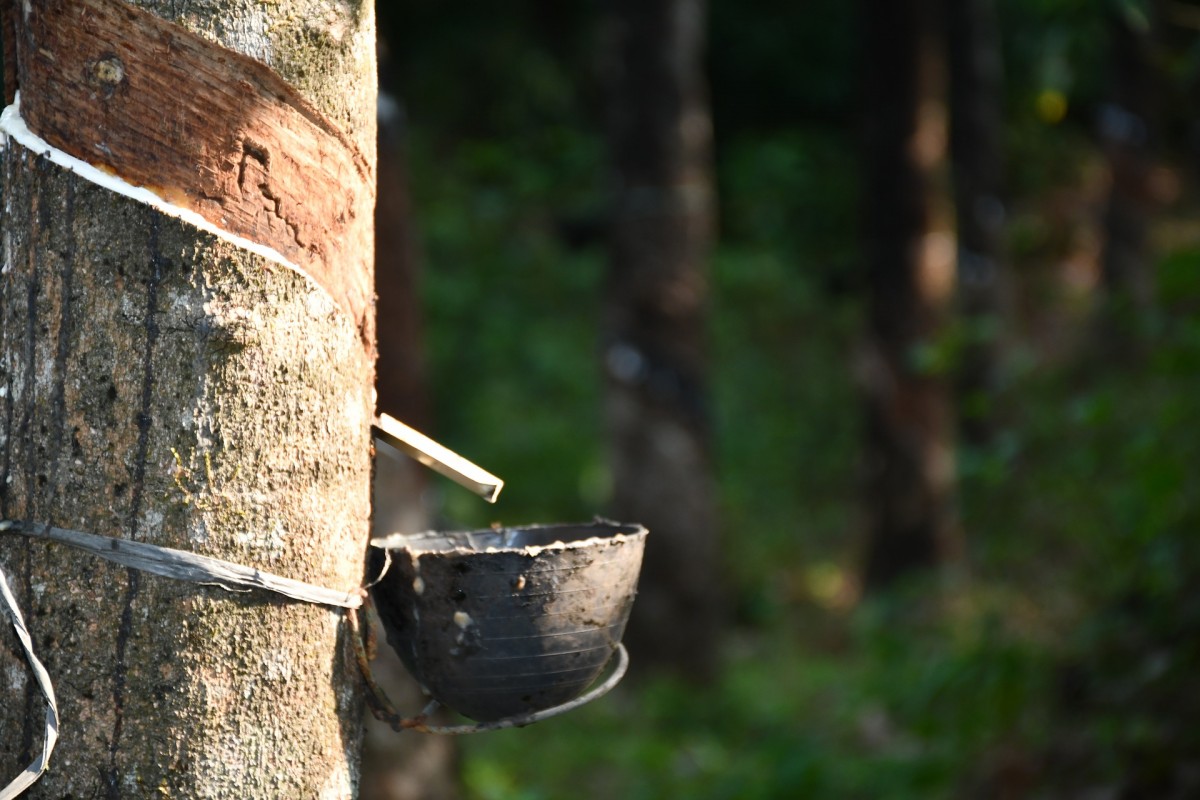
[945,0,1005,446]
[603,0,722,678]
[860,0,960,591]
[0,1,376,797]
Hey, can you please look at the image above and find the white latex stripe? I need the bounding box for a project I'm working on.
[0,92,301,273]
[0,562,59,800]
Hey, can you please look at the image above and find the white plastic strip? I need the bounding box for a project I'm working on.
[0,520,363,609]
[0,92,301,273]
[0,562,59,800]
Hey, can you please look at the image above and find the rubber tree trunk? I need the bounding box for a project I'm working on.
[602,0,721,678]
[0,1,376,797]
[945,0,1005,447]
[860,0,961,591]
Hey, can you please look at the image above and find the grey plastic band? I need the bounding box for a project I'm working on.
[0,520,363,609]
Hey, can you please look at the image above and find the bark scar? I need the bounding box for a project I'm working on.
[238,139,307,251]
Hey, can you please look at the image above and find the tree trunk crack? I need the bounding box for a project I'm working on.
[107,570,140,800]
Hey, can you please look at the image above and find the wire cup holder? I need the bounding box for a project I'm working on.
[351,602,629,735]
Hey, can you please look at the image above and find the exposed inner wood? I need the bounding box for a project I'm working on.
[8,0,375,350]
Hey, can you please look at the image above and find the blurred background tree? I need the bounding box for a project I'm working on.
[1097,0,1164,355]
[859,0,961,591]
[600,0,723,679]
[369,0,1200,797]
[946,0,1006,448]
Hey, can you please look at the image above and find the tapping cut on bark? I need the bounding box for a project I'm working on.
[4,0,376,350]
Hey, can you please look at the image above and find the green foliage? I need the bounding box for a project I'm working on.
[708,0,857,136]
[384,2,1200,796]
[718,132,859,262]
[453,259,1200,796]
[999,0,1108,114]
[710,244,860,619]
[407,122,608,526]
[381,1,599,142]
[460,594,1057,799]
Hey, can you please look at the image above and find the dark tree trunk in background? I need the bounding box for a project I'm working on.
[1098,4,1160,348]
[603,0,722,678]
[946,0,1005,447]
[361,93,460,800]
[374,99,432,443]
[860,0,961,591]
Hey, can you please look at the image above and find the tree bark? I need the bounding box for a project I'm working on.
[1,2,376,797]
[602,0,722,678]
[946,0,1005,447]
[860,0,960,591]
